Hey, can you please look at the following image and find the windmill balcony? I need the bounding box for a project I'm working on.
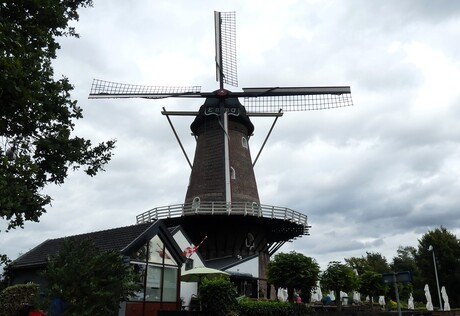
[136,202,310,235]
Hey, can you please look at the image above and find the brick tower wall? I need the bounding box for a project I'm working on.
[184,106,259,205]
[184,117,225,203]
[228,119,260,204]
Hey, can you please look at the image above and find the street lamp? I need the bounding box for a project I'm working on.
[428,245,443,311]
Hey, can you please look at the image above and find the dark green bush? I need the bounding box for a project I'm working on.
[199,276,238,316]
[43,238,138,315]
[238,297,311,316]
[0,283,39,316]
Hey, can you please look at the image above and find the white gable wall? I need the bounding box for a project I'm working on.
[172,229,205,308]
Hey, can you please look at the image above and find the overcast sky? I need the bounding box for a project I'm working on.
[2,0,460,270]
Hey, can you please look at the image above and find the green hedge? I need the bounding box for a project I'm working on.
[0,283,39,316]
[238,298,311,316]
[200,276,238,316]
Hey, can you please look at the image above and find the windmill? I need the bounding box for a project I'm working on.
[89,11,352,286]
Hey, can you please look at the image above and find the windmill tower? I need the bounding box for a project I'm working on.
[89,11,352,288]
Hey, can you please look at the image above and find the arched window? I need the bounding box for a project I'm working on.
[241,137,248,149]
[245,232,255,250]
[230,166,236,179]
[192,197,200,210]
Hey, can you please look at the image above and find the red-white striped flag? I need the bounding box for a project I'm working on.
[182,236,207,258]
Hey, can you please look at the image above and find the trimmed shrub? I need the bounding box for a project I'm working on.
[0,283,39,316]
[238,297,311,316]
[200,276,238,316]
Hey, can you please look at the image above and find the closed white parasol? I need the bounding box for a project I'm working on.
[424,284,433,311]
[441,286,450,311]
[181,266,229,283]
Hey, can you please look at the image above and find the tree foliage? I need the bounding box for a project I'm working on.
[346,252,390,275]
[390,246,419,301]
[365,252,390,274]
[267,251,320,302]
[0,255,12,292]
[0,0,115,231]
[320,261,358,310]
[344,256,368,275]
[0,283,39,316]
[391,246,418,273]
[43,238,136,315]
[358,270,386,302]
[415,226,460,308]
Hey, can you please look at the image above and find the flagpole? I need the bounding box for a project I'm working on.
[195,236,208,251]
[183,236,208,263]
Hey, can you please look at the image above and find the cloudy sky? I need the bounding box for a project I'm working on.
[2,0,460,270]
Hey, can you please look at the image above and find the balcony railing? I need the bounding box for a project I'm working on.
[136,201,309,234]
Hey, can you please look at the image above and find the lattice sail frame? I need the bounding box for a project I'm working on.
[90,79,201,99]
[243,93,353,112]
[89,11,353,113]
[215,11,238,87]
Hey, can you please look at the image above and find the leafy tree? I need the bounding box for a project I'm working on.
[415,226,460,308]
[0,255,12,292]
[391,246,418,274]
[345,256,368,275]
[358,270,386,304]
[267,251,320,302]
[43,238,137,315]
[0,0,115,234]
[345,252,390,275]
[365,252,390,274]
[320,261,358,310]
[391,246,419,301]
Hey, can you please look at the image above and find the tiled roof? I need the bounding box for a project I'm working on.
[12,222,155,268]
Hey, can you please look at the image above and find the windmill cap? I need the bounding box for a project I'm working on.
[190,97,254,135]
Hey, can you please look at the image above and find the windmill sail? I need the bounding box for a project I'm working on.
[243,86,353,112]
[89,79,201,99]
[215,11,238,88]
[89,79,353,113]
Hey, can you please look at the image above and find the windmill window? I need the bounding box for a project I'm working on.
[192,197,200,210]
[185,258,194,271]
[242,137,248,149]
[246,232,255,250]
[230,167,236,179]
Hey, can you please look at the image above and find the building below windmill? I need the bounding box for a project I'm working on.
[7,209,307,315]
[8,220,194,315]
